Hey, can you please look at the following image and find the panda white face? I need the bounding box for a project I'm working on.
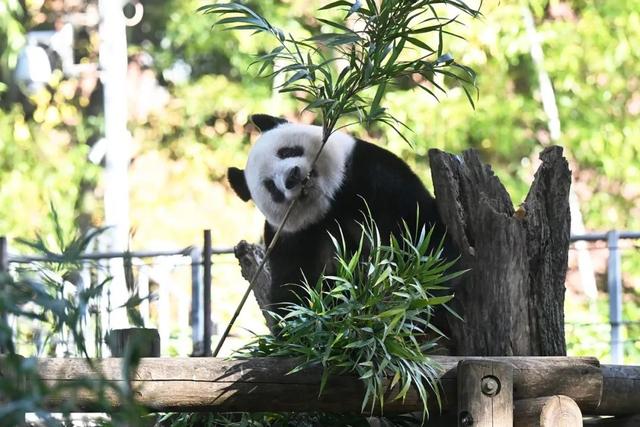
[243,121,356,232]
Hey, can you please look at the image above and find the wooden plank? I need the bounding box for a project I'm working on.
[514,395,582,427]
[0,356,603,414]
[457,360,513,427]
[594,365,640,415]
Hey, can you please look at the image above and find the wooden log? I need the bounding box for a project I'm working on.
[106,328,160,357]
[457,360,513,427]
[514,395,582,427]
[429,146,571,356]
[1,356,602,414]
[584,415,640,426]
[594,364,640,415]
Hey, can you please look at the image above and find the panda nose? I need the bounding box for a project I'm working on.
[285,166,301,190]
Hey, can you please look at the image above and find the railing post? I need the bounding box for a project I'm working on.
[0,236,9,354]
[607,230,623,364]
[190,246,204,356]
[203,230,212,357]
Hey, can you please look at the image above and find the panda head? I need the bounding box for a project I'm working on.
[228,114,356,232]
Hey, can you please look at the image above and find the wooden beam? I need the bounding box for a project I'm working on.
[0,356,603,414]
[457,360,513,427]
[593,365,640,415]
[514,395,582,427]
[584,415,640,427]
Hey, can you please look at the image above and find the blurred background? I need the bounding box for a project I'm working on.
[0,0,639,363]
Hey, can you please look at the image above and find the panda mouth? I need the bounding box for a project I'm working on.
[295,169,317,200]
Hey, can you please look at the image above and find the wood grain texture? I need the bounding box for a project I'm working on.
[3,356,604,414]
[514,395,582,427]
[428,146,571,356]
[457,360,513,427]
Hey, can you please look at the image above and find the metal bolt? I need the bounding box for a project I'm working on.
[459,411,474,426]
[481,375,500,396]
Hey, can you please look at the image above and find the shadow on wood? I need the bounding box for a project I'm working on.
[3,356,606,414]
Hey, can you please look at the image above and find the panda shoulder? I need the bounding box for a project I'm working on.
[350,138,405,166]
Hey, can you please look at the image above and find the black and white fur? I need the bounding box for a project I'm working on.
[228,114,456,314]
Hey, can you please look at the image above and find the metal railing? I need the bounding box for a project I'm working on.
[3,231,639,361]
[0,232,234,357]
[570,231,640,364]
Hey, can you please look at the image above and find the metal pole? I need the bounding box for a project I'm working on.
[607,230,623,364]
[190,246,204,356]
[203,230,212,357]
[0,236,9,354]
[99,0,131,329]
[0,236,7,274]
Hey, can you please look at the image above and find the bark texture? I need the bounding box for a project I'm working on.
[9,356,603,414]
[429,146,571,356]
[233,240,276,333]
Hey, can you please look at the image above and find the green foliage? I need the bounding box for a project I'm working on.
[0,0,24,89]
[200,0,479,142]
[237,215,461,417]
[0,209,149,425]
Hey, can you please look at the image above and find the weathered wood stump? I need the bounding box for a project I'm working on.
[233,240,276,333]
[234,147,572,357]
[429,146,571,356]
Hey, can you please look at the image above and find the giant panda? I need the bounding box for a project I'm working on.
[228,114,457,316]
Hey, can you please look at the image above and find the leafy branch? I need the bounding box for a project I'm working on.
[199,0,479,143]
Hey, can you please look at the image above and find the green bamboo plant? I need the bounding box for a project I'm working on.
[236,214,463,417]
[0,208,150,426]
[163,213,463,425]
[202,0,479,358]
[200,0,479,142]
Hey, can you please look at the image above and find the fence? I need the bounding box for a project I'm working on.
[569,231,640,365]
[2,230,640,362]
[0,231,234,358]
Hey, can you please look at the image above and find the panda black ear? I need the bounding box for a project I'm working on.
[228,167,252,202]
[250,114,288,132]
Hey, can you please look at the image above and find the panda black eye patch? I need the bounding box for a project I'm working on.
[263,178,285,203]
[277,146,304,159]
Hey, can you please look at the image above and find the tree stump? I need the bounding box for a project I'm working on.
[429,146,571,356]
[234,241,277,333]
[234,146,572,356]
